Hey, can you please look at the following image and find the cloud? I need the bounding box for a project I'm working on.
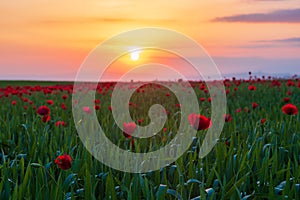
[231,44,280,48]
[212,8,300,23]
[255,37,300,43]
[229,37,300,48]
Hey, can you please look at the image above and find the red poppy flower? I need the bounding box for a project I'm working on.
[188,113,211,131]
[37,106,50,116]
[61,103,67,110]
[199,84,206,90]
[282,103,298,115]
[224,114,232,122]
[62,94,68,100]
[55,121,65,127]
[225,140,230,147]
[261,118,266,124]
[42,115,50,123]
[55,154,72,170]
[175,103,181,108]
[83,106,92,114]
[11,100,17,106]
[283,97,290,103]
[244,107,250,113]
[199,97,206,102]
[94,99,101,104]
[248,85,256,91]
[271,80,281,87]
[22,98,28,102]
[235,108,241,113]
[137,118,144,125]
[46,100,54,105]
[286,80,295,87]
[252,102,259,109]
[94,105,100,110]
[123,122,137,138]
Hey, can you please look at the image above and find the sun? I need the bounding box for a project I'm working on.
[130,51,140,61]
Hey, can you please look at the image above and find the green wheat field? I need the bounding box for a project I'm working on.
[0,78,299,199]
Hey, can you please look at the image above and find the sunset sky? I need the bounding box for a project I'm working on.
[1,0,300,81]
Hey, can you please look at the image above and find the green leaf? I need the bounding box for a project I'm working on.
[155,184,167,200]
[105,172,117,200]
[30,163,44,168]
[62,173,76,191]
[167,189,182,200]
[85,167,93,200]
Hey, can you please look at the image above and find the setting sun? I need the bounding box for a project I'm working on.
[130,51,140,61]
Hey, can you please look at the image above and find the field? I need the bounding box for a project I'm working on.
[0,77,299,199]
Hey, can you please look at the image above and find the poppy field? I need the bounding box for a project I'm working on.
[0,76,300,199]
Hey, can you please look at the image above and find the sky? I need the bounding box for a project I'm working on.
[1,0,300,81]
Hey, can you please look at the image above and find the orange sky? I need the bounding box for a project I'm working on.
[1,0,300,80]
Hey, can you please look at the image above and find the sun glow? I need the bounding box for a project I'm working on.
[130,51,140,61]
